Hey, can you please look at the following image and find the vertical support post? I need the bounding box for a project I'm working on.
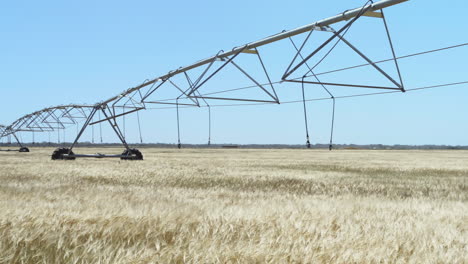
[301,78,311,149]
[207,106,211,146]
[176,99,181,149]
[123,110,126,140]
[99,111,103,143]
[184,72,212,146]
[329,98,336,151]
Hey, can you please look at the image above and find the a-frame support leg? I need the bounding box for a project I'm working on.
[51,105,143,160]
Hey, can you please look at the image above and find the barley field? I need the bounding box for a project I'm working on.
[0,147,466,263]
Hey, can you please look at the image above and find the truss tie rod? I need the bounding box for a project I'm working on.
[101,0,409,105]
[284,79,402,90]
[89,107,144,126]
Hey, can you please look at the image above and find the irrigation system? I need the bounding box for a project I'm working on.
[1,0,466,160]
[0,125,30,152]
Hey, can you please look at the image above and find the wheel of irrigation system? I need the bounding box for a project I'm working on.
[51,148,76,160]
[121,148,143,160]
[19,147,30,153]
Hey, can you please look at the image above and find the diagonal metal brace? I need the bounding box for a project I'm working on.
[327,26,403,90]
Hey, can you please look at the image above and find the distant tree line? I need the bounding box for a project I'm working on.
[1,142,467,150]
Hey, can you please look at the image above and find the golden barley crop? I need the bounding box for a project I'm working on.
[0,148,466,263]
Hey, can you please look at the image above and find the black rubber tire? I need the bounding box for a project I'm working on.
[19,147,30,153]
[51,148,76,160]
[121,148,143,160]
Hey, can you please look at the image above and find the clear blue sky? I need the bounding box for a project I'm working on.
[1,0,467,146]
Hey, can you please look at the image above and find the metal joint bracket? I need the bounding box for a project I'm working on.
[312,25,334,32]
[363,11,384,18]
[240,49,259,54]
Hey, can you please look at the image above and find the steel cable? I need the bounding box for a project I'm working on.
[149,42,467,101]
[145,81,468,109]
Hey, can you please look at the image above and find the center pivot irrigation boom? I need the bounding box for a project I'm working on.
[2,0,410,160]
[0,125,30,152]
[0,105,95,154]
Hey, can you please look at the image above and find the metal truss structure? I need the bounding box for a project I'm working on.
[0,105,95,154]
[1,0,413,160]
[0,124,30,152]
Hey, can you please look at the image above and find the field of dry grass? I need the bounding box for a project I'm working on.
[0,147,466,263]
